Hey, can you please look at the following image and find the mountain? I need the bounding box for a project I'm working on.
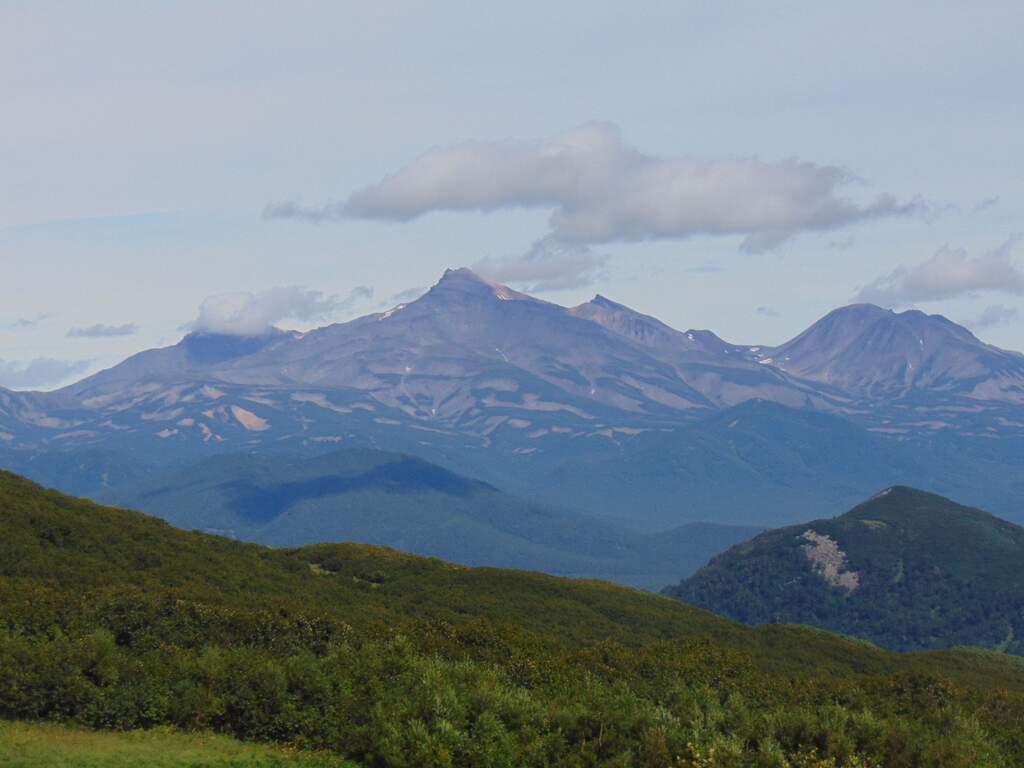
[46,268,713,449]
[2,267,1024,530]
[6,469,1024,766]
[665,486,1024,654]
[8,268,1024,460]
[98,448,761,588]
[570,294,827,408]
[756,303,1024,405]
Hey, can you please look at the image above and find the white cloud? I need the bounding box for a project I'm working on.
[856,239,1024,306]
[67,322,138,338]
[472,238,608,292]
[969,304,1019,330]
[266,122,919,252]
[188,285,373,336]
[0,358,91,390]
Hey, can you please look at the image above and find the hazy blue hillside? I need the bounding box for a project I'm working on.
[525,399,1024,529]
[100,448,760,589]
[666,486,1024,654]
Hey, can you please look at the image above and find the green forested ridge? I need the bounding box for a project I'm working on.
[4,471,1024,766]
[666,486,1024,655]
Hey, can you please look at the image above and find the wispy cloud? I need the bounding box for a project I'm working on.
[472,238,608,292]
[67,322,138,338]
[187,285,373,336]
[266,122,920,253]
[968,304,1019,330]
[0,358,91,390]
[386,286,429,304]
[855,238,1024,306]
[1,313,52,331]
[973,196,999,213]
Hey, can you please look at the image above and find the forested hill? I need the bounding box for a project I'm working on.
[666,486,1024,654]
[5,470,1024,766]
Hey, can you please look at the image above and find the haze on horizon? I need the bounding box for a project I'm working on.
[2,2,1022,389]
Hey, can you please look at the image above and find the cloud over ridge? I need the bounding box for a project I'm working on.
[472,238,608,292]
[266,122,919,253]
[188,285,373,337]
[0,358,91,390]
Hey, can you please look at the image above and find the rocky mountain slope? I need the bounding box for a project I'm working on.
[756,303,1024,404]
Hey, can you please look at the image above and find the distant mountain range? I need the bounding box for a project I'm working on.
[97,448,760,589]
[2,267,1023,530]
[665,487,1024,654]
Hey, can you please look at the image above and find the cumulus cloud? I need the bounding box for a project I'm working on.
[187,285,373,336]
[0,358,91,390]
[266,122,919,252]
[472,238,608,292]
[67,322,138,338]
[968,304,1019,330]
[855,239,1024,306]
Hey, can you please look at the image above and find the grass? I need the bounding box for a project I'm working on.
[0,721,354,767]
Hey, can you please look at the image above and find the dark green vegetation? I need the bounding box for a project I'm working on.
[6,472,1024,766]
[96,449,759,589]
[667,487,1024,655]
[0,721,351,767]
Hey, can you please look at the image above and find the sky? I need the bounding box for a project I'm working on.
[2,2,1022,389]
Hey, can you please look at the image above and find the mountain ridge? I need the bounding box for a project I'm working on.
[3,267,1024,529]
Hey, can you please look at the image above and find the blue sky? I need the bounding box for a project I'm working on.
[2,2,1022,388]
